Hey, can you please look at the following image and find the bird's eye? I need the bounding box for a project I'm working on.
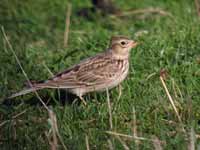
[120,41,127,45]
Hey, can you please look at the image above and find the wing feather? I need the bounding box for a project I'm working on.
[36,53,121,89]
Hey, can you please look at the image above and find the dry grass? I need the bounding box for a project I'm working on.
[64,3,72,48]
[0,0,199,149]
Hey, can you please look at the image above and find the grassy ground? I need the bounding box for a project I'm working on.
[0,0,200,149]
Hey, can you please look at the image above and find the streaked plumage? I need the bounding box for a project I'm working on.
[9,36,138,104]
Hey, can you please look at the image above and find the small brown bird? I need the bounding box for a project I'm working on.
[9,36,138,104]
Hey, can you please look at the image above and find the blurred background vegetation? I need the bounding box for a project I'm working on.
[0,0,200,149]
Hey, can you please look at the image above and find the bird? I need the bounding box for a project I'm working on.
[9,36,138,105]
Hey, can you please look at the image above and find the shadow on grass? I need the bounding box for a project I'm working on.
[1,90,81,107]
[1,90,105,107]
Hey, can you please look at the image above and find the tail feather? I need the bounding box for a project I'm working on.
[8,87,41,99]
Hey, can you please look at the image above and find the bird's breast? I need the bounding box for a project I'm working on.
[108,59,129,88]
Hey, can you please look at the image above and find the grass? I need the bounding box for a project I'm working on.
[0,0,200,149]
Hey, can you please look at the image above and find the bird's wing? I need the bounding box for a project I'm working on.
[37,53,121,89]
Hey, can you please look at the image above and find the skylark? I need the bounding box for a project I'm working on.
[9,36,138,105]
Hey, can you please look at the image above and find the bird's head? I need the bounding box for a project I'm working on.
[109,36,138,59]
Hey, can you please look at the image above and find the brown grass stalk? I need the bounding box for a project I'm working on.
[106,88,113,129]
[107,139,114,150]
[2,26,67,150]
[105,131,164,143]
[188,127,196,150]
[114,7,173,17]
[115,135,130,150]
[48,109,58,150]
[195,0,200,17]
[64,3,72,47]
[132,107,140,149]
[85,135,90,150]
[1,26,49,111]
[48,109,68,150]
[159,74,182,124]
[152,136,163,150]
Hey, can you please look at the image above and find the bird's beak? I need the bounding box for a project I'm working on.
[131,41,138,48]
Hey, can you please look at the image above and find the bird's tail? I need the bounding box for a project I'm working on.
[8,87,42,99]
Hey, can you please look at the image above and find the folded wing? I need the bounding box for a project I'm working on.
[36,53,120,89]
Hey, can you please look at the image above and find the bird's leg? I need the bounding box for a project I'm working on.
[112,84,122,113]
[79,96,87,106]
[117,84,122,101]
